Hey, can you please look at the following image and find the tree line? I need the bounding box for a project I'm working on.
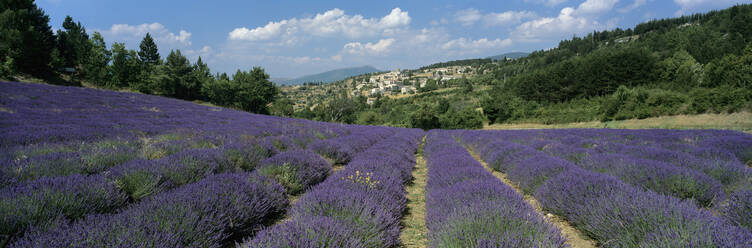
[1,0,277,114]
[482,4,752,124]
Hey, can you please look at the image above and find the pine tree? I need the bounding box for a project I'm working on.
[82,32,111,85]
[0,0,56,77]
[55,15,90,79]
[138,33,160,65]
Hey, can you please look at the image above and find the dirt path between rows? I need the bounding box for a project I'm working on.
[466,148,597,248]
[399,137,429,248]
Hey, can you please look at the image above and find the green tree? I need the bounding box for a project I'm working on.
[461,77,473,93]
[703,43,752,89]
[82,32,110,85]
[439,107,484,129]
[202,77,234,106]
[357,110,383,125]
[409,104,440,130]
[55,15,90,76]
[138,33,160,66]
[419,79,438,92]
[0,55,14,79]
[164,49,201,100]
[0,0,56,77]
[657,50,702,89]
[110,42,143,88]
[270,97,294,117]
[320,97,356,123]
[230,67,278,114]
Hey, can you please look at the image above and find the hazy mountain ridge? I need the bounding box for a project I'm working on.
[275,66,382,85]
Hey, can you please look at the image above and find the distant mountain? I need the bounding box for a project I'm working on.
[487,52,529,61]
[277,66,382,85]
[269,77,292,84]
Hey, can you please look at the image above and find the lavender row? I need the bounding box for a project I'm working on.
[0,137,280,239]
[537,169,752,247]
[257,149,331,195]
[11,172,288,247]
[0,81,349,147]
[424,130,567,248]
[242,129,424,247]
[474,128,752,166]
[462,131,735,207]
[1,125,331,188]
[310,126,396,164]
[461,130,752,247]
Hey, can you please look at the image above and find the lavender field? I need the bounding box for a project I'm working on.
[2,81,752,248]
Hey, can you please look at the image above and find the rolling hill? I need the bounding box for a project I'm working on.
[275,66,382,85]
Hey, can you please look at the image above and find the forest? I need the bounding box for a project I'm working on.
[0,0,278,114]
[482,4,752,124]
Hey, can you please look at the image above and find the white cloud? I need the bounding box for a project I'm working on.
[184,46,213,61]
[344,38,396,55]
[512,0,621,42]
[455,9,482,26]
[430,18,449,26]
[525,0,569,7]
[103,23,192,47]
[619,0,648,13]
[228,21,286,41]
[228,8,411,42]
[455,9,537,27]
[673,0,744,15]
[441,37,512,50]
[484,11,538,26]
[512,7,590,41]
[575,0,620,15]
[293,56,322,64]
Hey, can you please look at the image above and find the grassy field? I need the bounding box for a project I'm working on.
[485,112,752,133]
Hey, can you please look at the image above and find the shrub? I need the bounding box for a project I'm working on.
[439,107,485,129]
[257,149,330,194]
[0,174,126,237]
[535,169,752,248]
[723,190,752,232]
[12,172,288,247]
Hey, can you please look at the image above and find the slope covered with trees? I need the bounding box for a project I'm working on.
[482,4,752,124]
[0,0,278,114]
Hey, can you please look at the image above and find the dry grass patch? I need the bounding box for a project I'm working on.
[486,112,752,133]
[400,138,429,248]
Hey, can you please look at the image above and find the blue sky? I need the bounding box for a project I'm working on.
[38,0,750,78]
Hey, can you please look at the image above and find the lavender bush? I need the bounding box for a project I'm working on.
[0,174,126,237]
[258,149,331,194]
[581,153,724,206]
[723,190,752,232]
[241,129,423,248]
[425,131,568,248]
[11,172,288,248]
[535,169,752,247]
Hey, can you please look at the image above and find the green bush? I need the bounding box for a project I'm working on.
[601,86,688,121]
[481,93,539,124]
[0,56,15,79]
[688,86,752,114]
[439,107,484,129]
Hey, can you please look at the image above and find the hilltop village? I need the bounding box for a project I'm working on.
[280,65,479,111]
